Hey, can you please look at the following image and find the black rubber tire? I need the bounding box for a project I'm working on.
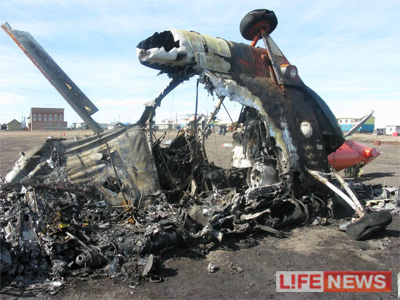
[346,210,392,240]
[240,9,278,41]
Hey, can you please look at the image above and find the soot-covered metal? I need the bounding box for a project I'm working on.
[137,27,344,198]
[1,9,396,294]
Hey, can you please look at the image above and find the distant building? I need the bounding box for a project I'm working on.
[28,107,68,130]
[385,125,400,136]
[374,128,386,135]
[73,122,89,130]
[337,116,375,133]
[7,119,22,131]
[157,123,177,130]
[157,114,209,131]
[1,123,7,130]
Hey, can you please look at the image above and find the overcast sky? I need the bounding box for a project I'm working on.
[0,0,399,128]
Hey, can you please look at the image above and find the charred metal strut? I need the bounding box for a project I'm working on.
[203,96,225,135]
[259,28,286,95]
[137,70,193,127]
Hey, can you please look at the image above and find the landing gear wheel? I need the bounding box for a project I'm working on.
[246,161,279,188]
[240,9,278,41]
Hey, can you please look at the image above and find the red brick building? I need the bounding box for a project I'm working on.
[28,107,68,130]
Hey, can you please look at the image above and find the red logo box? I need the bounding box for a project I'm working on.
[276,271,392,292]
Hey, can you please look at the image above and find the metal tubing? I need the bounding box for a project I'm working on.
[307,169,365,217]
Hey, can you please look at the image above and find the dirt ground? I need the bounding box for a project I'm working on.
[0,130,399,299]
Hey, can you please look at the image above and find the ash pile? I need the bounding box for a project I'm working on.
[0,129,398,293]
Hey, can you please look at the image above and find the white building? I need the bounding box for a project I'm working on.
[385,125,400,136]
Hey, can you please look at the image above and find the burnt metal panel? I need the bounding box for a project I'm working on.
[5,125,160,206]
[65,126,160,206]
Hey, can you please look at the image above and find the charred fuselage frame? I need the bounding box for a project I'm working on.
[137,29,344,198]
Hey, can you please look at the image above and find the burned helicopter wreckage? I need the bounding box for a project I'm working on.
[0,9,394,288]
